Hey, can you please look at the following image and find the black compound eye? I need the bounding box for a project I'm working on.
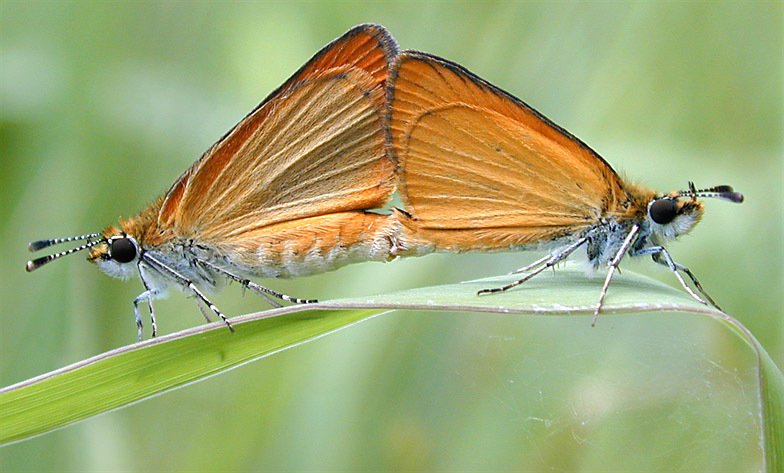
[649,198,678,225]
[110,237,137,263]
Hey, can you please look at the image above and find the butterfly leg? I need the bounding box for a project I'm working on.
[133,289,159,342]
[509,253,552,275]
[141,253,234,333]
[197,259,317,306]
[592,225,640,327]
[246,283,316,305]
[134,264,161,341]
[479,236,590,295]
[663,258,719,309]
[630,246,715,309]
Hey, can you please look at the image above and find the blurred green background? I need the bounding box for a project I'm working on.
[1,1,781,471]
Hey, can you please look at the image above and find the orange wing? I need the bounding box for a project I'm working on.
[389,52,627,251]
[157,24,399,242]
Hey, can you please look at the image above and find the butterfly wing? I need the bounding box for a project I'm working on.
[389,51,627,250]
[157,24,398,242]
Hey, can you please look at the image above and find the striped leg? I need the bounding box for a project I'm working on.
[141,253,234,333]
[631,246,714,308]
[592,225,640,327]
[197,259,317,305]
[133,289,158,341]
[509,253,552,275]
[479,237,590,295]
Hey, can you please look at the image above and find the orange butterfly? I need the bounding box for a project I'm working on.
[388,51,743,323]
[27,24,404,340]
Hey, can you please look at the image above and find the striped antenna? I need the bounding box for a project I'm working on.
[26,239,104,272]
[677,183,744,204]
[695,185,735,194]
[28,233,102,252]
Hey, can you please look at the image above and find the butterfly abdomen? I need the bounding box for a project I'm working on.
[214,211,404,279]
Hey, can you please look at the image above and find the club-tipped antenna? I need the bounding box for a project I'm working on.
[677,182,744,204]
[28,233,102,252]
[26,238,104,272]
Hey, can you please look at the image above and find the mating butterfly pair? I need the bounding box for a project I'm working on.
[27,24,742,339]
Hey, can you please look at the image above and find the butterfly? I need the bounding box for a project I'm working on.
[27,24,404,340]
[388,51,743,323]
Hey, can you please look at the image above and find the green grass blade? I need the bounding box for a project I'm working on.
[759,340,784,472]
[1,265,780,472]
[0,306,385,445]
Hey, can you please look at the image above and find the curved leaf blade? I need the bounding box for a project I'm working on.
[1,265,779,472]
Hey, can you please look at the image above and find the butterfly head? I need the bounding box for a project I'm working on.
[25,225,141,281]
[647,182,743,241]
[87,226,141,280]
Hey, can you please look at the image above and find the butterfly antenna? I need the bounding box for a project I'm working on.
[26,238,104,272]
[28,233,102,252]
[676,184,744,203]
